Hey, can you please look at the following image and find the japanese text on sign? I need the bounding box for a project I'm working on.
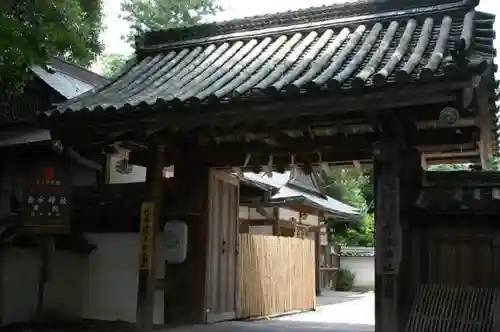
[27,195,68,217]
[139,202,155,270]
[375,172,402,275]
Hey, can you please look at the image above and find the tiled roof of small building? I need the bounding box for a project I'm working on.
[242,171,359,216]
[341,246,375,257]
[47,0,496,117]
[31,58,108,99]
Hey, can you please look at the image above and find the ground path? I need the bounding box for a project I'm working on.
[171,291,374,332]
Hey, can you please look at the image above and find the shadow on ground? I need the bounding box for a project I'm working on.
[4,319,374,332]
[171,320,374,332]
[316,291,368,307]
[3,292,375,332]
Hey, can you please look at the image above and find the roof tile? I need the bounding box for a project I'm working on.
[49,0,496,117]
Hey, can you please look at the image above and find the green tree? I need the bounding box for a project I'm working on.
[325,168,374,247]
[100,54,134,78]
[486,156,500,171]
[0,1,104,94]
[120,0,221,45]
[428,163,470,171]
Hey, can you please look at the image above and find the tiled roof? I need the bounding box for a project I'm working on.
[341,246,374,257]
[31,58,108,99]
[242,171,360,216]
[0,127,51,148]
[49,0,496,117]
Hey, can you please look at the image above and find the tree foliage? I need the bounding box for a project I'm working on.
[0,1,104,94]
[428,157,500,172]
[120,0,221,45]
[99,0,221,78]
[325,168,374,247]
[100,54,134,78]
[428,163,470,171]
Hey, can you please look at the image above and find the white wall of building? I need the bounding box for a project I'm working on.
[0,234,166,326]
[0,248,87,325]
[248,225,273,235]
[239,206,319,227]
[279,208,319,226]
[83,233,165,324]
[340,247,375,290]
[238,206,274,220]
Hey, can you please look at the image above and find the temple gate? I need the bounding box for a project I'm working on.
[41,0,497,330]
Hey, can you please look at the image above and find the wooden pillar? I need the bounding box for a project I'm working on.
[374,119,422,332]
[136,143,165,332]
[315,228,322,296]
[272,207,280,236]
[164,160,210,324]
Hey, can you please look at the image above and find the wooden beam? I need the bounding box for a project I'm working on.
[127,125,480,168]
[476,85,494,164]
[136,143,165,332]
[426,156,480,165]
[241,218,296,228]
[198,127,479,155]
[272,207,280,236]
[421,154,428,170]
[55,102,481,153]
[416,117,477,129]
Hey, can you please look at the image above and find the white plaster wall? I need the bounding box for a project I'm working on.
[239,206,274,220]
[248,225,273,235]
[301,213,319,226]
[279,208,319,226]
[107,156,146,184]
[83,233,165,324]
[238,206,249,219]
[279,208,299,222]
[0,234,167,326]
[341,256,375,290]
[0,248,86,326]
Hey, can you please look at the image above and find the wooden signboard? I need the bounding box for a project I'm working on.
[21,161,72,234]
[139,202,154,270]
[375,171,402,275]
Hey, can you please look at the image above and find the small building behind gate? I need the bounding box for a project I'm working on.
[237,170,359,318]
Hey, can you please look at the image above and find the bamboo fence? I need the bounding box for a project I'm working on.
[236,234,316,319]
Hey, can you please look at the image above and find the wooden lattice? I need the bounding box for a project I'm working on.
[406,284,500,332]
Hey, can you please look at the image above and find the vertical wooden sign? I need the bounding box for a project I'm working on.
[139,202,154,270]
[375,170,402,275]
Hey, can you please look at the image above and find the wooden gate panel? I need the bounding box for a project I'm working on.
[427,225,495,287]
[205,171,239,323]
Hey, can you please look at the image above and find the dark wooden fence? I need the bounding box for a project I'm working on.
[320,244,341,289]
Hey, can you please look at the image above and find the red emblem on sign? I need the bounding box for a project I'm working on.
[42,166,55,181]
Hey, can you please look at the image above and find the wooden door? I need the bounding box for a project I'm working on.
[428,234,494,287]
[204,170,239,323]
